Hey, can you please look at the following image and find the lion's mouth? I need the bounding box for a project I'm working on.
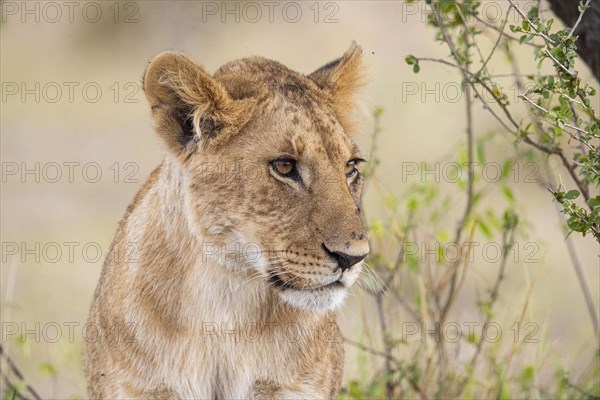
[268,272,344,291]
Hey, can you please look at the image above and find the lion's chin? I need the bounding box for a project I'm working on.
[278,284,348,312]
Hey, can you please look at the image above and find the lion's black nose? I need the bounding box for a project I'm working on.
[322,243,367,272]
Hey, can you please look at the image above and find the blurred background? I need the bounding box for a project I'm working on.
[1,0,598,398]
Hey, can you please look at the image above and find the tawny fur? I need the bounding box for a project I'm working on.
[84,43,369,399]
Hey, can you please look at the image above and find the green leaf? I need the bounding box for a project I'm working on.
[565,190,580,200]
[373,106,385,117]
[587,196,600,209]
[413,63,421,73]
[407,253,419,271]
[16,335,30,357]
[522,365,535,382]
[39,362,58,376]
[477,219,493,239]
[501,160,513,179]
[370,219,385,238]
[384,192,398,211]
[436,229,450,243]
[2,387,18,400]
[502,186,515,202]
[527,6,539,21]
[503,210,518,230]
[499,385,511,400]
[518,129,529,139]
[405,55,416,65]
[476,141,485,164]
[567,217,583,231]
[407,197,418,211]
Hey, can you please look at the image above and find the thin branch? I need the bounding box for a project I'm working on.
[388,287,421,322]
[488,73,536,78]
[556,151,591,201]
[506,0,555,45]
[561,216,599,337]
[341,338,427,400]
[507,51,592,203]
[0,345,42,400]
[418,55,593,204]
[544,160,599,337]
[342,336,401,366]
[563,375,600,400]
[1,370,28,400]
[413,57,522,132]
[508,42,549,140]
[427,7,478,387]
[437,224,477,328]
[366,211,415,298]
[365,107,383,192]
[375,293,394,398]
[460,222,517,391]
[473,14,541,48]
[413,55,592,205]
[518,94,595,147]
[543,48,575,77]
[557,90,592,111]
[537,0,544,23]
[505,0,575,76]
[426,5,502,332]
[501,279,535,384]
[476,6,509,76]
[567,0,593,39]
[471,88,521,134]
[455,4,486,66]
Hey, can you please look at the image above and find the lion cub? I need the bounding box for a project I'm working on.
[84,43,370,399]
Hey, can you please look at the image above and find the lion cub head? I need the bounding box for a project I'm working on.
[143,43,369,311]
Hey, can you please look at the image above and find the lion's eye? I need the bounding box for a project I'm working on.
[346,158,365,179]
[345,162,357,178]
[271,159,299,180]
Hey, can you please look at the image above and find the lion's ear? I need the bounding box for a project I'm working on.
[143,51,248,154]
[308,42,366,134]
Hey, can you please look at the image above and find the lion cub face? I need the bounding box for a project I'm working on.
[143,44,369,311]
